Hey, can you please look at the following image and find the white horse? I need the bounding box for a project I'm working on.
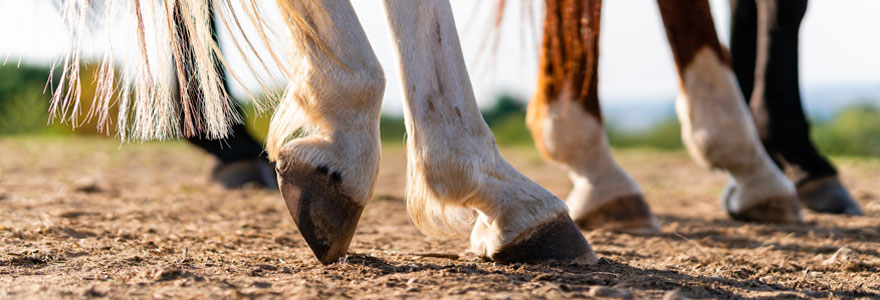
[52,0,596,265]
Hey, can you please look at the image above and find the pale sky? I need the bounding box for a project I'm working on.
[1,0,879,114]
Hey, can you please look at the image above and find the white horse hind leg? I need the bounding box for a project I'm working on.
[677,48,801,223]
[527,0,658,234]
[268,0,385,265]
[382,0,597,264]
[657,0,801,223]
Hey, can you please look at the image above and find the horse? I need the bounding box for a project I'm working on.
[48,0,861,265]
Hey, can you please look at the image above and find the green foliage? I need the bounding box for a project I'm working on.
[812,105,880,157]
[0,65,54,135]
[0,86,52,134]
[377,94,535,145]
[487,110,532,145]
[380,115,407,143]
[484,95,532,145]
[606,118,683,150]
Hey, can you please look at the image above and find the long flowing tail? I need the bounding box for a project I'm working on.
[51,0,328,142]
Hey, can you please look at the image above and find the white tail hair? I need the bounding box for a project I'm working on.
[51,0,330,146]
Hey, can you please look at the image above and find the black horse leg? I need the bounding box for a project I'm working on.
[173,2,277,189]
[730,0,862,214]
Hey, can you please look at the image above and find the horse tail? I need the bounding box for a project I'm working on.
[51,0,330,142]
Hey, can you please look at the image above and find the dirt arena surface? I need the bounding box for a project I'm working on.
[0,137,878,299]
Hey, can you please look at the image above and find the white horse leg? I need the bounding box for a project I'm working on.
[657,0,802,223]
[268,0,385,264]
[527,0,658,234]
[382,0,597,264]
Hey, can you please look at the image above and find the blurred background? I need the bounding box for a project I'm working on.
[1,0,878,156]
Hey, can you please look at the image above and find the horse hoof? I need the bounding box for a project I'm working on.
[797,176,863,215]
[276,160,364,265]
[491,213,599,264]
[722,182,803,224]
[572,194,660,234]
[210,158,278,189]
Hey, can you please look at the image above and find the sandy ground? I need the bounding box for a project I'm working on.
[0,137,878,299]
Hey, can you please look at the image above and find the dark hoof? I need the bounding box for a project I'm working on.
[211,158,278,190]
[277,160,364,265]
[722,182,803,224]
[573,194,660,234]
[797,176,863,215]
[492,213,598,264]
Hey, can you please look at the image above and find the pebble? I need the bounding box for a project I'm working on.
[663,290,689,300]
[588,286,633,299]
[822,247,853,265]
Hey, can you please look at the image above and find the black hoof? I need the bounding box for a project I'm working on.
[492,213,598,264]
[277,160,364,265]
[797,176,863,215]
[211,158,278,190]
[722,181,803,224]
[573,194,660,234]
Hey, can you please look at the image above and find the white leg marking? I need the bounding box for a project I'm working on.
[676,47,795,211]
[529,92,642,220]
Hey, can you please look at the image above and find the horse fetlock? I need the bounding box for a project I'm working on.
[293,61,386,116]
[411,153,483,204]
[528,95,652,233]
[464,161,595,263]
[267,64,383,161]
[407,148,594,263]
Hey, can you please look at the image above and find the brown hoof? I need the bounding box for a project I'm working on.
[277,160,364,265]
[491,213,598,264]
[723,182,803,224]
[573,194,659,234]
[797,176,863,215]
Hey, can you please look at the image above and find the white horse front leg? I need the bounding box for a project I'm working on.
[382,0,597,264]
[268,0,384,265]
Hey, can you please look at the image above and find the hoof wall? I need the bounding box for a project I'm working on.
[492,213,598,265]
[277,161,364,265]
[573,194,659,234]
[723,182,803,224]
[797,176,863,215]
